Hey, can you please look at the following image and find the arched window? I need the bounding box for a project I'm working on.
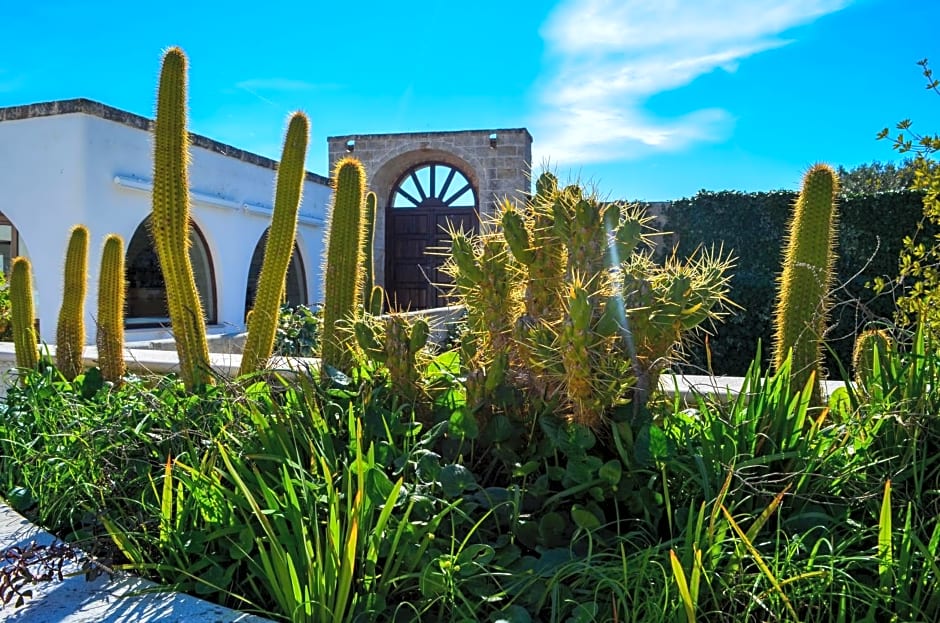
[386,162,478,309]
[124,217,217,327]
[244,230,307,317]
[391,162,477,209]
[0,211,22,275]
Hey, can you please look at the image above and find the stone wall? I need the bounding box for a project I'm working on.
[326,129,532,286]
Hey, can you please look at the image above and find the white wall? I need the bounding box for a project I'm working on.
[0,112,331,344]
[0,114,87,341]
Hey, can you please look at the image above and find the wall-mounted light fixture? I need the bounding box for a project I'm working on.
[489,133,498,149]
[346,139,356,153]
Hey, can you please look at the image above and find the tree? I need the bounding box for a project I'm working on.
[876,59,940,333]
[835,159,917,197]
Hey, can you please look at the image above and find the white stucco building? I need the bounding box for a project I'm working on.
[0,98,533,346]
[0,99,331,344]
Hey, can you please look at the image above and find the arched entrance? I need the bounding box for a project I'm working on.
[124,217,217,327]
[244,229,307,317]
[385,162,478,309]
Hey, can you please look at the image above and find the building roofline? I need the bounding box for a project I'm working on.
[328,127,533,142]
[0,98,331,185]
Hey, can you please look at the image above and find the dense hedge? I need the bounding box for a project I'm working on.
[661,189,929,376]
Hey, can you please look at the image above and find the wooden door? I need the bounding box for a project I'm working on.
[385,163,478,310]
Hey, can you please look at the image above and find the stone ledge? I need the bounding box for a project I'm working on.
[0,504,271,622]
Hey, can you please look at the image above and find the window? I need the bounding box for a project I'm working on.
[244,230,307,317]
[0,214,20,275]
[124,217,216,327]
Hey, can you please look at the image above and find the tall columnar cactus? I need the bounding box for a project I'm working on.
[55,225,89,380]
[10,257,37,370]
[97,234,126,384]
[361,191,377,303]
[320,157,367,375]
[772,164,840,405]
[151,47,211,390]
[239,112,309,377]
[852,328,893,386]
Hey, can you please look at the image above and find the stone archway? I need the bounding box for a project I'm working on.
[326,128,532,310]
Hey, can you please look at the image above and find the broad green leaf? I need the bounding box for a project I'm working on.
[439,463,476,497]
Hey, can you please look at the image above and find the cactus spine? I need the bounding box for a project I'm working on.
[320,157,367,375]
[239,112,309,376]
[362,191,377,302]
[151,47,211,390]
[10,257,37,370]
[97,234,126,384]
[55,225,89,380]
[772,164,840,405]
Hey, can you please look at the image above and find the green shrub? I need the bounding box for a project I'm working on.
[663,189,928,375]
[272,304,320,358]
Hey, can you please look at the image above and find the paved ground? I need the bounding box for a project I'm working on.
[0,504,271,623]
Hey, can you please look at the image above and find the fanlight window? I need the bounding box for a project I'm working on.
[125,217,216,327]
[391,163,476,209]
[244,230,307,317]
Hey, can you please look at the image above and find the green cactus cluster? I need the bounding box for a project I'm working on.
[320,157,368,376]
[447,228,520,410]
[55,225,89,380]
[354,313,430,401]
[772,164,840,405]
[239,112,309,377]
[446,173,734,427]
[10,257,37,371]
[97,234,126,384]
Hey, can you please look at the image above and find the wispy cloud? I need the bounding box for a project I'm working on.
[235,78,341,93]
[234,78,342,108]
[533,0,852,164]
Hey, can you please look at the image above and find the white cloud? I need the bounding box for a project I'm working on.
[533,0,852,164]
[235,78,338,92]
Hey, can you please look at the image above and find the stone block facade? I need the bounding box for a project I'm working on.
[327,129,532,288]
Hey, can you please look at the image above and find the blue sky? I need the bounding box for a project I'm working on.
[1,0,938,200]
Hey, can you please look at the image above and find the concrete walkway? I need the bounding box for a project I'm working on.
[0,504,272,623]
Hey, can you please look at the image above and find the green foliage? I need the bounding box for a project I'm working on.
[772,164,840,405]
[97,234,126,384]
[239,112,309,377]
[447,175,734,426]
[55,225,88,381]
[272,304,320,357]
[9,257,37,371]
[320,157,367,376]
[836,159,916,197]
[0,270,12,342]
[876,58,940,337]
[151,47,211,390]
[664,189,927,375]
